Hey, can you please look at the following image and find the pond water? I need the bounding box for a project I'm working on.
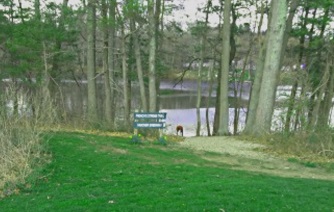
[2,79,253,136]
[58,80,334,136]
[158,80,249,136]
[57,79,250,110]
[61,79,249,136]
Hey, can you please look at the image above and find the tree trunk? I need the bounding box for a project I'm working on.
[212,2,223,135]
[51,0,69,79]
[41,41,52,114]
[274,0,299,132]
[196,0,211,136]
[318,59,334,127]
[195,30,203,137]
[294,7,317,130]
[206,54,215,136]
[307,7,329,127]
[121,24,130,127]
[243,1,266,134]
[310,59,330,127]
[130,19,148,112]
[107,0,117,128]
[148,0,157,112]
[196,47,203,136]
[285,3,307,132]
[154,0,162,111]
[52,0,70,121]
[230,4,238,135]
[212,63,221,136]
[87,0,98,124]
[217,0,232,136]
[101,0,113,128]
[252,0,287,135]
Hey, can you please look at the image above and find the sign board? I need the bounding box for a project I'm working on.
[134,112,167,119]
[133,112,167,129]
[133,122,165,129]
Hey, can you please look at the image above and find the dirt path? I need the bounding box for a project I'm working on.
[179,136,334,181]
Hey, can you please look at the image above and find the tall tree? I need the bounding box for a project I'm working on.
[148,0,157,112]
[128,0,148,111]
[121,15,131,127]
[154,0,163,111]
[86,0,98,123]
[251,0,288,135]
[212,2,224,136]
[101,0,113,128]
[195,0,211,136]
[50,0,69,87]
[34,0,49,103]
[318,50,334,127]
[307,1,332,128]
[243,0,267,134]
[217,0,232,136]
[107,0,117,128]
[284,0,306,132]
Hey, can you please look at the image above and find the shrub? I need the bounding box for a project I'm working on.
[267,129,334,160]
[0,85,55,197]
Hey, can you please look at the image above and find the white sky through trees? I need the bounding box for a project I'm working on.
[10,0,268,31]
[8,0,334,33]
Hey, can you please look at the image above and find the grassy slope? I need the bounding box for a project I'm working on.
[1,132,333,211]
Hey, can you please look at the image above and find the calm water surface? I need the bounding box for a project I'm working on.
[3,79,251,136]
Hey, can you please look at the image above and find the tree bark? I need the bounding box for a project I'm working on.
[101,0,113,128]
[131,20,148,112]
[318,58,334,127]
[196,37,204,136]
[252,0,287,135]
[87,0,98,123]
[107,0,117,128]
[243,1,266,134]
[41,41,52,112]
[206,53,215,136]
[230,4,238,135]
[154,0,162,112]
[212,3,224,135]
[294,7,317,130]
[196,0,211,136]
[307,6,330,127]
[148,0,157,112]
[217,0,232,136]
[284,2,306,132]
[310,57,330,127]
[121,23,130,127]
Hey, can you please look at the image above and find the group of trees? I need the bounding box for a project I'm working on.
[0,0,334,137]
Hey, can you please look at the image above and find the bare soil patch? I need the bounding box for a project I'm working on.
[179,136,334,181]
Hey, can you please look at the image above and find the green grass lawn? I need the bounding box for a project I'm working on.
[1,132,334,211]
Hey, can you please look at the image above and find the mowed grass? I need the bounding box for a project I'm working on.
[1,132,334,211]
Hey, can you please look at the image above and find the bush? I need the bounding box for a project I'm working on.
[267,129,334,160]
[0,115,43,197]
[0,85,55,197]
